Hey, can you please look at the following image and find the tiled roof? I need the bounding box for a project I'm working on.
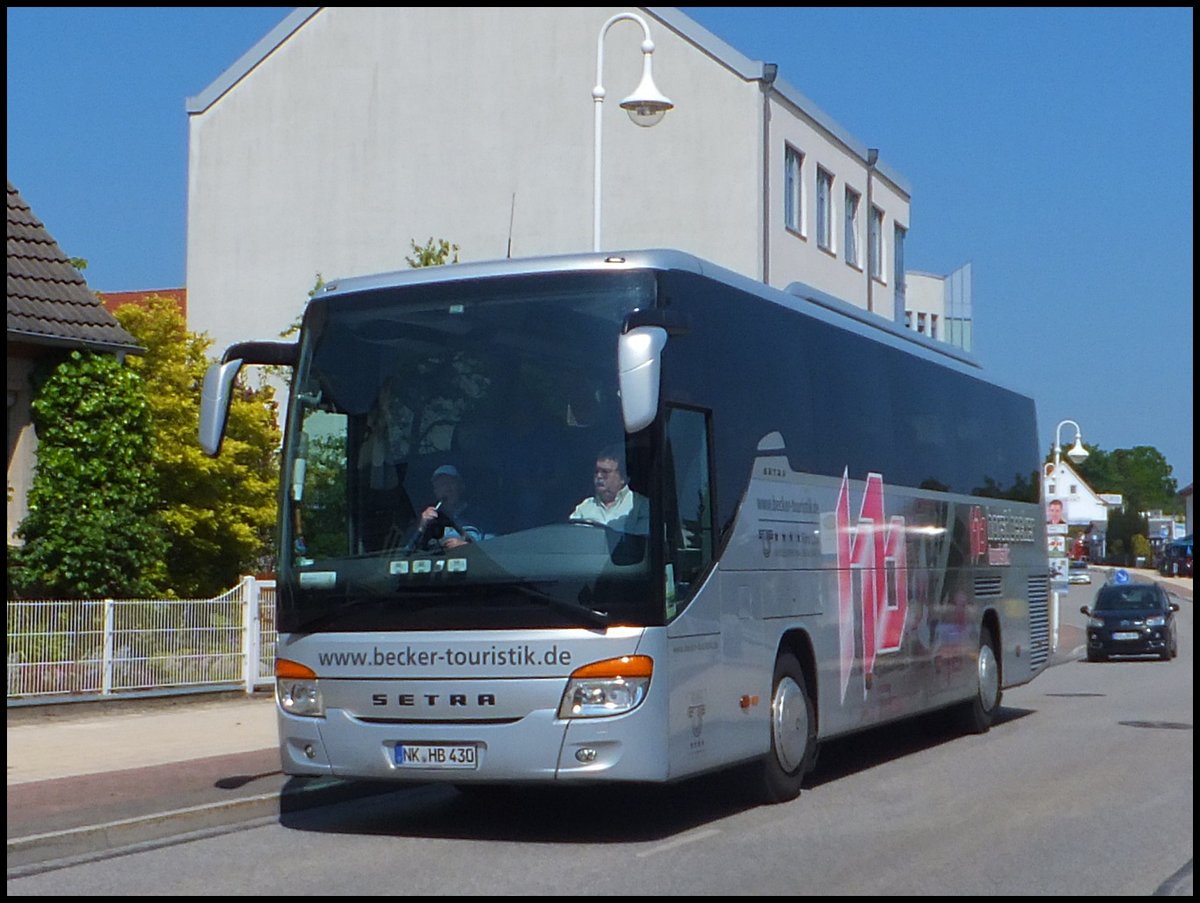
[102,288,187,318]
[7,180,142,354]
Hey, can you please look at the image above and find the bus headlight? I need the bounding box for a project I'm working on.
[1145,615,1166,627]
[557,655,652,719]
[276,658,324,718]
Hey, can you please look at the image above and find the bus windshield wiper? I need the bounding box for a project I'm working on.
[496,582,610,628]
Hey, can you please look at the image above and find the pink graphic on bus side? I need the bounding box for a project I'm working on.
[836,470,909,703]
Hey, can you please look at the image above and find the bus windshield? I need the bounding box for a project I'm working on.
[279,269,659,633]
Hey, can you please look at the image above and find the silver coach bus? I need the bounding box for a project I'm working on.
[201,249,1049,803]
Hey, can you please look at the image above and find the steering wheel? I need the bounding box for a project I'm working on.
[568,517,607,528]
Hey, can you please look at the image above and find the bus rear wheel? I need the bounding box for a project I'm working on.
[755,652,816,803]
[957,624,1001,734]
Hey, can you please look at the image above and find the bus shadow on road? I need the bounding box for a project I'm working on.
[803,704,1035,788]
[277,706,1037,843]
[277,772,764,843]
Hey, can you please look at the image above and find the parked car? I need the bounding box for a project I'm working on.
[1081,579,1179,662]
[1068,559,1092,585]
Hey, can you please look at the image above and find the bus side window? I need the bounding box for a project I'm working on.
[664,406,715,617]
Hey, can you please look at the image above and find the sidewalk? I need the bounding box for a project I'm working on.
[5,691,394,872]
[6,568,1190,872]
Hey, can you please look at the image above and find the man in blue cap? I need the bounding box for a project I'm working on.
[417,464,489,549]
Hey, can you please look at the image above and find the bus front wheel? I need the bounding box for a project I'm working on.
[756,652,816,803]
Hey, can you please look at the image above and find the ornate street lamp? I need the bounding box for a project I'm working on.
[1054,419,1089,467]
[592,12,674,252]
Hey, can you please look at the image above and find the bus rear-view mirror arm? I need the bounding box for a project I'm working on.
[200,340,298,457]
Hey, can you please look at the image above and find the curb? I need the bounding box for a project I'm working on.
[6,776,399,875]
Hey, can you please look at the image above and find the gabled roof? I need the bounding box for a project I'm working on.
[1043,458,1120,517]
[7,180,142,355]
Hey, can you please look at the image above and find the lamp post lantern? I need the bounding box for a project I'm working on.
[593,12,673,252]
[1054,419,1089,467]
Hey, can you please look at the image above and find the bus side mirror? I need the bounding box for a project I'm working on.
[200,359,244,457]
[618,326,668,433]
[199,340,298,456]
[1079,606,1090,616]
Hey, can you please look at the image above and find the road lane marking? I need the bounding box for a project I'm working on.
[636,827,721,858]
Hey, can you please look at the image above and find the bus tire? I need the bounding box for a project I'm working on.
[756,652,816,803]
[958,623,1001,734]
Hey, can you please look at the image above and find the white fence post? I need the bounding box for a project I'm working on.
[102,598,116,696]
[242,575,260,694]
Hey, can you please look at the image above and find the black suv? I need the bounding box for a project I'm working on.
[1081,580,1179,662]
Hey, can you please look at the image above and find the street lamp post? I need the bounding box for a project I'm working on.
[1048,418,1088,653]
[1053,419,1089,467]
[593,12,674,252]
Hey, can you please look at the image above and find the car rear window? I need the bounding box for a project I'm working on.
[1094,586,1161,611]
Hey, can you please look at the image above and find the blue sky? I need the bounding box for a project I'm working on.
[7,7,1194,488]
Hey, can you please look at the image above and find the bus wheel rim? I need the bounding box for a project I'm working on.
[978,642,999,713]
[772,675,809,774]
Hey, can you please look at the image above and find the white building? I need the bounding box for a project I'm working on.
[904,263,973,351]
[1042,459,1119,560]
[185,7,938,357]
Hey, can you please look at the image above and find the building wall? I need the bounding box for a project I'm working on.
[903,264,973,350]
[6,355,37,544]
[766,95,909,315]
[187,7,915,359]
[187,7,763,353]
[903,271,946,338]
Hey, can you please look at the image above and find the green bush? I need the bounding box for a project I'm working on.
[11,352,167,598]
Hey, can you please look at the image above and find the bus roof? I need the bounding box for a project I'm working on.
[317,248,987,380]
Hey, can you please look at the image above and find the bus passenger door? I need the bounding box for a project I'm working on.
[662,406,739,776]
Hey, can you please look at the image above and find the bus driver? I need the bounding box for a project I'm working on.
[571,448,649,534]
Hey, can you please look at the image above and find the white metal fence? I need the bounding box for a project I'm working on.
[6,576,276,705]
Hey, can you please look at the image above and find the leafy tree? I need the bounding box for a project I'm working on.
[1056,443,1180,513]
[1104,505,1148,566]
[115,296,281,597]
[11,351,167,598]
[406,237,460,267]
[1131,533,1153,565]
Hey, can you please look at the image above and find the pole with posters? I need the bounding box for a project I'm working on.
[1047,497,1070,650]
[1047,498,1070,583]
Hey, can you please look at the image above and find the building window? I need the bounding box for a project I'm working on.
[784,145,804,235]
[917,312,926,334]
[869,205,884,280]
[930,313,938,340]
[844,186,860,267]
[905,310,913,329]
[816,167,833,251]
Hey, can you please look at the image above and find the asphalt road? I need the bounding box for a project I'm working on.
[7,568,1191,892]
